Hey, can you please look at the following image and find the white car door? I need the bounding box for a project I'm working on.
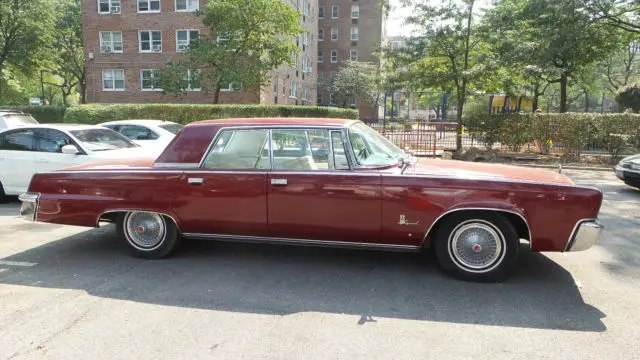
[0,129,40,195]
[31,129,88,174]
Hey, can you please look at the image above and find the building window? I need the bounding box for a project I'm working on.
[302,31,309,47]
[392,41,403,49]
[140,70,161,91]
[318,6,324,19]
[138,0,161,13]
[317,91,322,104]
[351,27,359,41]
[318,29,324,41]
[99,0,121,14]
[139,31,162,52]
[100,31,123,53]
[102,69,125,91]
[183,70,201,91]
[220,82,242,92]
[318,49,323,63]
[350,48,358,61]
[302,55,312,74]
[331,50,337,63]
[291,52,298,67]
[331,5,339,18]
[351,5,359,18]
[331,28,338,41]
[175,0,198,12]
[290,81,298,98]
[176,30,199,52]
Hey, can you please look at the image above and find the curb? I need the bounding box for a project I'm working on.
[517,164,613,172]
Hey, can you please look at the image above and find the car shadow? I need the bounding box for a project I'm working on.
[0,197,19,217]
[0,225,606,332]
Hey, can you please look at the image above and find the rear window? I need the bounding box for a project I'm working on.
[1,114,38,129]
[159,123,184,135]
[70,128,137,151]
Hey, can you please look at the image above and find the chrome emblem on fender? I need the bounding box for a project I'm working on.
[398,215,420,226]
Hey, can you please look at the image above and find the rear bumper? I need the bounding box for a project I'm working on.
[18,192,40,221]
[565,220,603,252]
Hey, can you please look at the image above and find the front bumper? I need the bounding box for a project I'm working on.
[18,192,40,221]
[615,165,640,187]
[565,220,603,252]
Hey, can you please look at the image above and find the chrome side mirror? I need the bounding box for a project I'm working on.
[61,144,80,155]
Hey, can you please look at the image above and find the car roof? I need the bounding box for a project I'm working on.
[100,119,178,126]
[1,124,103,132]
[189,118,359,128]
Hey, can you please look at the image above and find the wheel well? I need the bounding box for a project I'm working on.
[422,209,531,248]
[97,210,181,233]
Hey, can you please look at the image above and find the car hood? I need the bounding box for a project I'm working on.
[400,159,573,185]
[620,154,640,164]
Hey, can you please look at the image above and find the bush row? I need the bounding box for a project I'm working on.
[465,113,640,157]
[63,104,359,124]
[0,106,67,123]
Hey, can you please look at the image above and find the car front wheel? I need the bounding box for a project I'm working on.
[117,211,180,259]
[434,212,519,282]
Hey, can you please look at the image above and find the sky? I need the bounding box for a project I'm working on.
[386,0,493,37]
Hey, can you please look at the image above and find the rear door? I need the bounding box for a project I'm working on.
[0,129,39,194]
[172,128,270,236]
[266,128,382,243]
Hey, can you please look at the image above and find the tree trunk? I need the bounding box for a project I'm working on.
[456,96,464,150]
[213,86,221,104]
[559,74,568,113]
[79,77,86,104]
[584,90,590,112]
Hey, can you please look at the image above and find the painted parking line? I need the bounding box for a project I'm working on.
[0,260,37,267]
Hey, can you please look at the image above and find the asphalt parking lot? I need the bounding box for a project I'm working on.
[1,170,639,359]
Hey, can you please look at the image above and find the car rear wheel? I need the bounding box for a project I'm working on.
[434,212,519,282]
[117,211,180,259]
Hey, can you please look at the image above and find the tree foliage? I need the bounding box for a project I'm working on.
[584,0,640,34]
[155,0,304,104]
[326,61,381,108]
[616,83,640,112]
[0,0,55,101]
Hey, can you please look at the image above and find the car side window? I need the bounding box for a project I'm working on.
[33,129,73,153]
[118,125,159,141]
[271,129,331,171]
[331,131,350,170]
[0,130,36,151]
[202,129,270,169]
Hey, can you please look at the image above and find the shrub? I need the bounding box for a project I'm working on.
[616,83,640,113]
[0,105,66,123]
[466,112,640,157]
[63,104,359,125]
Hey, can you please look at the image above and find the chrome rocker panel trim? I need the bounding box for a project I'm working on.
[182,233,421,252]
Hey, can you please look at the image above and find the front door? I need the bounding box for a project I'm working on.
[172,128,270,236]
[32,129,87,173]
[267,129,381,243]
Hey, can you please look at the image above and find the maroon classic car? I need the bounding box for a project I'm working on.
[18,118,603,282]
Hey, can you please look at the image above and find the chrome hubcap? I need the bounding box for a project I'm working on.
[124,212,166,250]
[450,221,504,272]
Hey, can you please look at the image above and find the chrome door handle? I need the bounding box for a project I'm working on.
[188,177,204,185]
[271,178,288,186]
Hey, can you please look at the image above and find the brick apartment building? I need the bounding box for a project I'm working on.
[83,0,318,105]
[316,0,385,119]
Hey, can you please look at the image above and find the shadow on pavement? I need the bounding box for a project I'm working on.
[0,198,19,217]
[0,225,606,332]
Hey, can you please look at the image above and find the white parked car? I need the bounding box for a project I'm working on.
[99,120,183,149]
[0,110,39,132]
[0,124,160,199]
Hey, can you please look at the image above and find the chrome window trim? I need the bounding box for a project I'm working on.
[97,209,181,230]
[182,233,420,251]
[420,207,532,248]
[153,162,199,168]
[564,218,597,252]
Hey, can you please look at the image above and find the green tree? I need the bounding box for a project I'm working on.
[326,61,381,109]
[400,0,493,149]
[155,0,303,104]
[616,83,640,112]
[600,39,640,93]
[0,0,54,102]
[584,0,640,34]
[485,0,624,113]
[49,0,85,105]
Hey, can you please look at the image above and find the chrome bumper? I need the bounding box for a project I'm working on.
[18,192,40,221]
[565,220,603,252]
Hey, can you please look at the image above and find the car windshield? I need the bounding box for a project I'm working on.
[158,123,184,135]
[3,114,38,128]
[348,122,406,167]
[70,128,138,151]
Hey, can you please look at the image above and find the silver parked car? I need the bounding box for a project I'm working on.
[0,110,39,132]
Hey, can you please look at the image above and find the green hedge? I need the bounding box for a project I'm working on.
[63,104,359,125]
[465,113,640,158]
[0,106,67,123]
